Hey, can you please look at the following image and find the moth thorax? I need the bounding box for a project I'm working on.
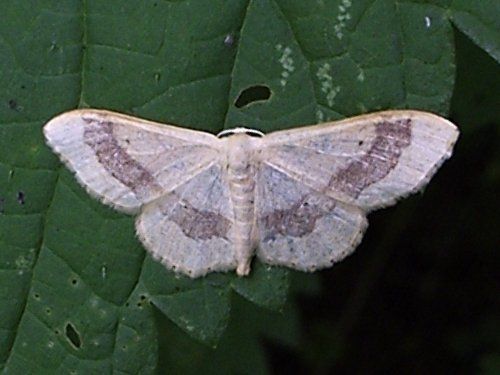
[226,134,255,174]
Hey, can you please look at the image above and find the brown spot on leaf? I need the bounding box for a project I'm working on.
[330,119,412,197]
[83,118,161,198]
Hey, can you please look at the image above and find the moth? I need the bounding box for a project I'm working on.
[44,110,459,278]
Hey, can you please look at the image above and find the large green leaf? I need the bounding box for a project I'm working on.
[0,0,497,372]
[450,0,500,63]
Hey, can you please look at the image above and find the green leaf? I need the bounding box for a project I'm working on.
[157,288,303,375]
[450,0,500,63]
[231,262,289,311]
[0,0,497,372]
[141,257,232,346]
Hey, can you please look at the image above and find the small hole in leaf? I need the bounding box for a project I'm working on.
[71,279,77,285]
[140,295,146,301]
[17,191,25,205]
[65,323,81,348]
[234,85,271,108]
[8,99,17,110]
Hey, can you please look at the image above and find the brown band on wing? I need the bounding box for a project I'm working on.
[83,118,162,198]
[260,195,336,241]
[329,119,412,197]
[165,197,231,240]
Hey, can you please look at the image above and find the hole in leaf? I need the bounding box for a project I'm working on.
[71,279,77,285]
[17,191,25,205]
[8,99,17,110]
[65,323,81,348]
[234,85,271,108]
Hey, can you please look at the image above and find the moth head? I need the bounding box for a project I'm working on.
[217,127,264,138]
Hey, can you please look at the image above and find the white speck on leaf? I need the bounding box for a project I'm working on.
[276,44,295,87]
[334,0,352,39]
[224,34,235,46]
[90,296,99,307]
[316,109,325,123]
[425,16,431,28]
[357,102,368,112]
[15,254,32,270]
[47,341,54,349]
[357,70,365,82]
[316,63,341,107]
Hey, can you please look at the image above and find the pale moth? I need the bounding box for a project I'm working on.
[44,110,459,278]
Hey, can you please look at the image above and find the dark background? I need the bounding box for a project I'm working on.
[265,29,499,374]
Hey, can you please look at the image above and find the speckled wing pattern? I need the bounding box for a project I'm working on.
[44,110,237,277]
[256,111,459,270]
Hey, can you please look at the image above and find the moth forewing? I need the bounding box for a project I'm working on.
[44,109,223,214]
[258,110,459,211]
